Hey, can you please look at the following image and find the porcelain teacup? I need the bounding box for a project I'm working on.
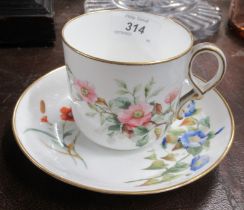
[62,10,226,150]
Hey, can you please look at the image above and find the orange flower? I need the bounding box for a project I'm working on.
[40,115,48,123]
[60,107,74,121]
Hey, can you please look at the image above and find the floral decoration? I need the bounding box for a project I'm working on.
[25,100,87,167]
[181,130,208,148]
[190,155,210,171]
[75,80,97,103]
[127,100,224,186]
[60,107,75,122]
[118,103,152,130]
[67,65,181,147]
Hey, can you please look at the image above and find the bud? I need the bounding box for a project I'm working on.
[154,103,163,114]
[40,100,46,113]
[96,97,107,106]
[154,127,162,139]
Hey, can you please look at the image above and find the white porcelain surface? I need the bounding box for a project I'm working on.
[13,66,234,194]
[62,10,192,62]
[62,10,226,150]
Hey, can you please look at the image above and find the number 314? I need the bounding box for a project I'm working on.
[125,22,146,34]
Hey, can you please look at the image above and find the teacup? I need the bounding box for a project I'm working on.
[62,10,226,150]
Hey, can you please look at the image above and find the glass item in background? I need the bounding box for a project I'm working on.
[84,0,222,40]
[229,0,244,39]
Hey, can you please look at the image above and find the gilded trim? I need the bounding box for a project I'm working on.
[188,46,226,95]
[61,9,194,65]
[12,67,235,195]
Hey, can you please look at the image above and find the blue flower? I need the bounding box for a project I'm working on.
[162,136,167,148]
[184,101,196,117]
[190,155,209,171]
[180,130,207,148]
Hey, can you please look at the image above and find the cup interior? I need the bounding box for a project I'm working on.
[62,10,193,63]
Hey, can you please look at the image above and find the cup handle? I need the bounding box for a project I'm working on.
[177,42,227,119]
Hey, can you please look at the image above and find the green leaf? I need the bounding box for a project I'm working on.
[134,126,149,136]
[166,162,189,173]
[145,153,157,160]
[165,134,178,144]
[95,105,105,112]
[63,130,75,138]
[168,129,185,136]
[187,146,203,156]
[151,114,165,123]
[144,160,166,170]
[192,108,201,116]
[108,132,115,137]
[108,124,121,131]
[162,153,176,161]
[141,178,160,186]
[172,142,183,150]
[136,135,149,147]
[203,139,210,148]
[201,131,215,148]
[144,77,155,98]
[85,112,97,117]
[105,115,119,124]
[99,113,105,125]
[87,103,97,111]
[134,96,140,104]
[116,90,130,95]
[207,131,215,140]
[180,118,196,126]
[163,106,171,115]
[148,87,164,98]
[187,126,198,131]
[160,174,181,182]
[199,116,210,128]
[115,79,127,89]
[133,84,142,95]
[108,100,113,108]
[110,97,131,109]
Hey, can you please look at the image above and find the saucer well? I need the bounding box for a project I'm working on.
[12,66,234,195]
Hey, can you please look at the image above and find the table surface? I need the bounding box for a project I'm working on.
[0,0,243,209]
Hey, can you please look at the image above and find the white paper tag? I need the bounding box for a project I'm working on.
[111,13,160,44]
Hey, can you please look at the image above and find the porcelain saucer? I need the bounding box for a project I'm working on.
[12,66,234,195]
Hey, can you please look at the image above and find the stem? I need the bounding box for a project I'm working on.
[177,154,190,163]
[42,141,79,157]
[128,91,137,104]
[150,120,168,127]
[62,121,66,139]
[95,104,115,116]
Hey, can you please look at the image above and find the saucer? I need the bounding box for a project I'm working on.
[12,66,234,195]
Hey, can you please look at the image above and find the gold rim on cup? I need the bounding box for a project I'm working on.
[62,9,194,66]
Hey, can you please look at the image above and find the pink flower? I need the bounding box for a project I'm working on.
[75,80,97,103]
[164,89,180,104]
[118,103,152,130]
